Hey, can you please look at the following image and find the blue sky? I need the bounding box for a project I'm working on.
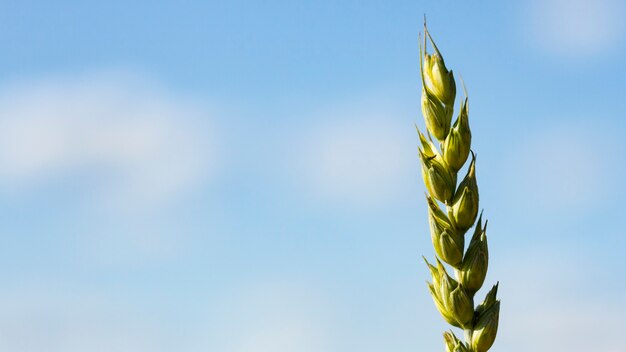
[0,0,625,351]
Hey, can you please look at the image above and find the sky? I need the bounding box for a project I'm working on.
[0,0,625,351]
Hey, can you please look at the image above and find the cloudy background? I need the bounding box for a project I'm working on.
[0,0,625,351]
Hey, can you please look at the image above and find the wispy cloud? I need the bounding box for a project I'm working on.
[0,285,173,352]
[296,102,416,208]
[494,248,624,352]
[0,280,336,352]
[202,280,335,352]
[0,70,219,212]
[526,0,626,58]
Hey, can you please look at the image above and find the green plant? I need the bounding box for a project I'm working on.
[417,23,500,352]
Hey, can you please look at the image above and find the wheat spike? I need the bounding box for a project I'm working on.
[418,23,500,352]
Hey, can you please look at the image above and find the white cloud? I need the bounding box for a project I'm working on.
[493,248,625,352]
[503,301,624,352]
[0,285,172,352]
[200,280,335,352]
[0,70,218,211]
[0,280,336,352]
[297,103,416,207]
[527,0,626,57]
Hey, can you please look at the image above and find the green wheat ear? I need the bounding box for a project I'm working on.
[418,22,500,352]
